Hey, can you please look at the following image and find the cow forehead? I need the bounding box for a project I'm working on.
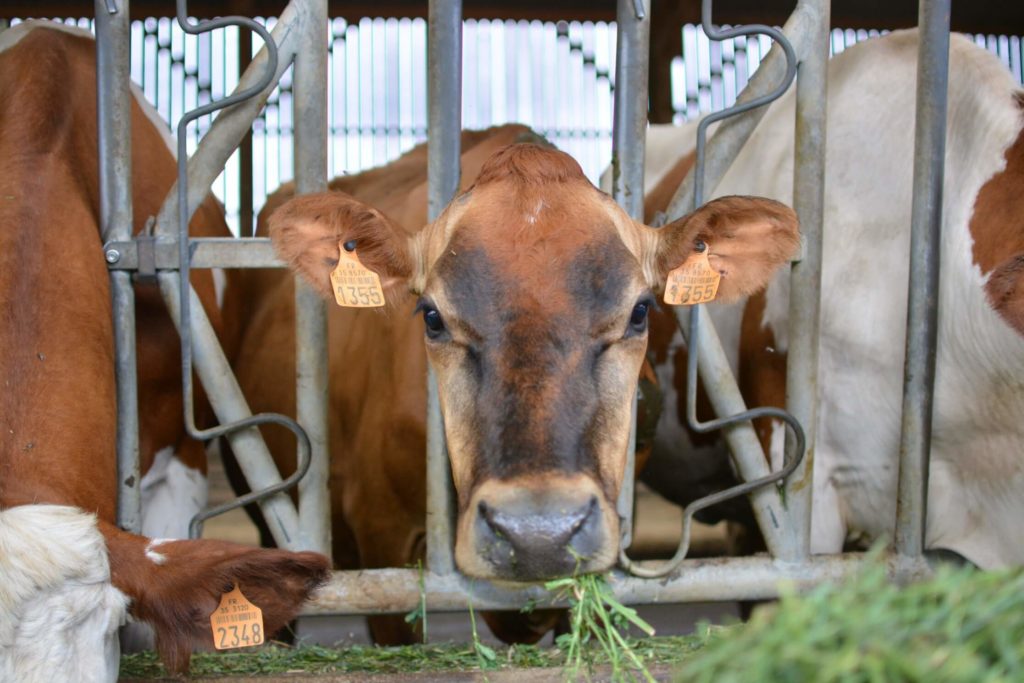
[432,182,644,327]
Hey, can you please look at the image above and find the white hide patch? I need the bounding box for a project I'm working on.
[144,538,170,566]
[140,446,208,540]
[0,505,128,683]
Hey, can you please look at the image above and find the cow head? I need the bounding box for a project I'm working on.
[270,144,798,581]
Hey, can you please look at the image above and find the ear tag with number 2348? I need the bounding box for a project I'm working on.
[330,243,385,308]
[210,584,264,650]
[663,246,721,306]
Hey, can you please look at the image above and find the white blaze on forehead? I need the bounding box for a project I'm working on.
[525,199,545,225]
[0,505,129,683]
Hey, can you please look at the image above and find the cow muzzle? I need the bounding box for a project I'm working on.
[454,474,619,581]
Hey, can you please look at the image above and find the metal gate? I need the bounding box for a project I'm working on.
[97,0,946,619]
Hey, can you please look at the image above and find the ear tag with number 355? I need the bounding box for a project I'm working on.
[663,247,721,306]
[210,584,265,650]
[330,243,385,308]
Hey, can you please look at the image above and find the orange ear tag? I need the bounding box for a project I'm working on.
[210,584,265,650]
[329,243,386,308]
[663,248,721,306]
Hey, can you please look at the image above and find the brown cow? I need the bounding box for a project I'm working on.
[0,22,328,680]
[230,122,797,642]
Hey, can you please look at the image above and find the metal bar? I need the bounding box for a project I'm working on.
[610,0,649,220]
[292,0,332,558]
[103,237,283,270]
[610,0,650,553]
[895,0,951,559]
[664,1,818,221]
[157,272,304,549]
[783,0,830,561]
[238,26,255,238]
[95,0,141,533]
[168,0,315,545]
[305,552,925,615]
[425,0,463,576]
[682,309,798,558]
[153,2,303,239]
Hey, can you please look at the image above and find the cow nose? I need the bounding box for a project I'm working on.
[476,495,601,579]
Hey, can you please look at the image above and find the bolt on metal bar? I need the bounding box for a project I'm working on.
[104,237,283,270]
[292,0,332,558]
[895,0,951,560]
[610,0,650,554]
[95,0,141,534]
[425,0,463,577]
[783,0,831,561]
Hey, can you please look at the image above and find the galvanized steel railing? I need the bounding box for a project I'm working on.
[98,0,945,620]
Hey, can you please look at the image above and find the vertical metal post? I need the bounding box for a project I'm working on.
[96,0,141,534]
[293,0,331,556]
[611,0,650,551]
[239,27,255,237]
[782,0,829,562]
[895,0,950,559]
[425,0,462,575]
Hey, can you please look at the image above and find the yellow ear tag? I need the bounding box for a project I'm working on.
[210,584,265,650]
[329,243,385,308]
[663,248,721,306]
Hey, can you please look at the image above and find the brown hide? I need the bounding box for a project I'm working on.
[0,24,328,674]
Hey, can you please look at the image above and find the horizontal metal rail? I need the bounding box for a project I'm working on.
[105,237,282,269]
[303,552,927,615]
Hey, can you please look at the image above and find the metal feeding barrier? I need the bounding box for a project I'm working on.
[98,0,947,618]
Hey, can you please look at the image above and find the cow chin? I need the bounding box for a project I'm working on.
[453,474,620,582]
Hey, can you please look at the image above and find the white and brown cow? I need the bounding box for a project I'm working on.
[639,29,1024,568]
[0,22,328,681]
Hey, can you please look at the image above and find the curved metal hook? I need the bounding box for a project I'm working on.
[171,2,312,539]
[620,1,804,578]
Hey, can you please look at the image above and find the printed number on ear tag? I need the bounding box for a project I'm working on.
[210,584,265,650]
[663,249,721,306]
[330,243,386,308]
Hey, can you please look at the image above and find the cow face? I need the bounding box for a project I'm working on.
[270,143,798,581]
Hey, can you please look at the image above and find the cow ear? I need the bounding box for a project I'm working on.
[652,195,800,302]
[268,192,415,302]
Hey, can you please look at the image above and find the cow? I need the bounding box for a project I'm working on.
[637,28,1024,568]
[0,22,329,681]
[226,111,799,644]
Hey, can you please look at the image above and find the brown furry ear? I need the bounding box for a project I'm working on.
[654,195,800,302]
[268,192,414,302]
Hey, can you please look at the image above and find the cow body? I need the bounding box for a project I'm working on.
[0,23,328,679]
[643,29,1024,568]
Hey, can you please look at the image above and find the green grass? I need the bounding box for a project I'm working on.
[119,634,714,678]
[676,562,1024,683]
[122,560,1024,681]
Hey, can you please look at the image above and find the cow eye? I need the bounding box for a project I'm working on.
[628,300,650,334]
[422,306,446,338]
